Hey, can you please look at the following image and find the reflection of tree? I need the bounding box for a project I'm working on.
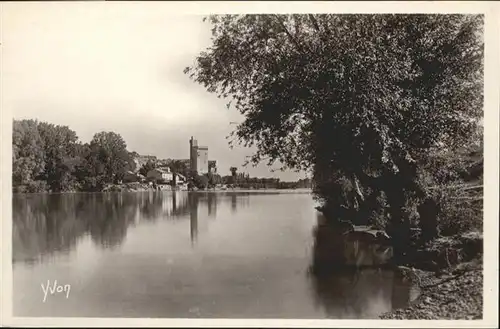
[309,216,412,318]
[12,193,141,265]
[12,191,254,265]
[13,194,87,264]
[390,271,413,310]
[227,192,251,213]
[138,192,164,222]
[207,192,217,217]
[240,194,250,208]
[309,268,356,318]
[188,193,199,244]
[86,193,137,249]
[231,193,237,213]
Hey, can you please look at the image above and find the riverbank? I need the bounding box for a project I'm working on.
[14,183,313,194]
[381,231,483,319]
[382,257,483,319]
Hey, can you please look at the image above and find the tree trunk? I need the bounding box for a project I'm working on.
[418,197,440,243]
[385,174,411,263]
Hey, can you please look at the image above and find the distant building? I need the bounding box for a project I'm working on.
[190,137,209,175]
[171,158,217,174]
[175,173,187,186]
[147,167,173,183]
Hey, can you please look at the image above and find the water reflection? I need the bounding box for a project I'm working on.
[309,213,415,318]
[12,191,253,265]
[207,192,216,217]
[12,190,415,318]
[231,194,237,213]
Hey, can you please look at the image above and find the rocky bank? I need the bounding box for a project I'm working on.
[380,232,484,319]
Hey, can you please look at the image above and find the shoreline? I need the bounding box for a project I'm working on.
[380,232,483,319]
[12,187,313,195]
[312,212,484,320]
[381,256,483,319]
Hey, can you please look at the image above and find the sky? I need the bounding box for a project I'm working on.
[2,3,306,181]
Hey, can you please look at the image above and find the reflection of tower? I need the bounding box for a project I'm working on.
[189,137,198,173]
[172,191,177,213]
[189,136,209,175]
[189,193,199,244]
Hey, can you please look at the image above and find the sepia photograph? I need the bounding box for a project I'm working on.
[1,1,498,327]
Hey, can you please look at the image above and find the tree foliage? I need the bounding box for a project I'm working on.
[230,167,238,176]
[168,159,189,178]
[186,15,482,175]
[206,172,222,187]
[139,160,157,177]
[37,122,80,192]
[88,131,131,184]
[13,120,134,193]
[185,14,483,256]
[12,120,46,186]
[193,174,209,189]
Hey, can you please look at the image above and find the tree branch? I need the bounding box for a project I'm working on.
[308,14,321,32]
[273,14,310,54]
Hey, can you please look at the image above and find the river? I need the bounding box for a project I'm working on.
[12,190,415,318]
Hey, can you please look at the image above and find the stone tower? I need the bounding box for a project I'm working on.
[190,136,209,175]
[190,136,198,173]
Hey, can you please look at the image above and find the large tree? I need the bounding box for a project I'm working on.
[88,131,131,185]
[185,14,483,258]
[139,160,157,177]
[13,119,84,192]
[229,166,238,185]
[168,159,189,178]
[37,122,80,192]
[12,120,46,188]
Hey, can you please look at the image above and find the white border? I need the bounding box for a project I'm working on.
[1,1,499,328]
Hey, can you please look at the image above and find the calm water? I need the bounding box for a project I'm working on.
[13,191,414,318]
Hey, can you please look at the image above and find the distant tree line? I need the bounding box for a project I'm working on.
[190,165,312,190]
[133,156,312,190]
[13,119,134,193]
[13,119,313,193]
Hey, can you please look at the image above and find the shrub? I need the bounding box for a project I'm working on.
[193,174,209,189]
[434,186,483,236]
[26,180,48,193]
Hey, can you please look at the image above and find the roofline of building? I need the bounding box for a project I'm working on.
[151,167,171,173]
